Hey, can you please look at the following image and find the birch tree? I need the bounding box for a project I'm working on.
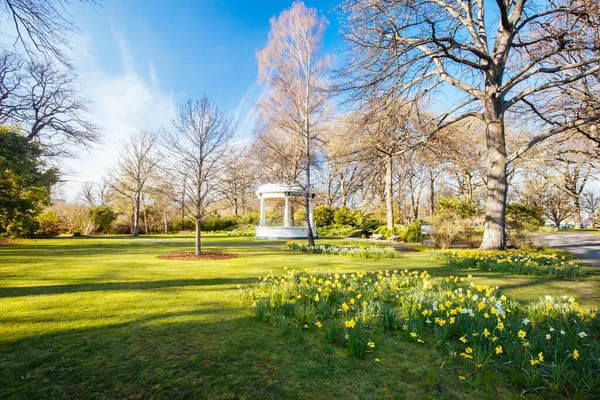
[161,97,235,255]
[257,1,330,247]
[340,0,600,249]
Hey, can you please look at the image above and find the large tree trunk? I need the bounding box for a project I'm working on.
[480,104,508,250]
[385,154,394,230]
[573,197,582,229]
[195,219,201,255]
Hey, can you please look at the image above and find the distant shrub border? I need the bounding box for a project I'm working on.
[430,249,585,279]
[286,242,397,259]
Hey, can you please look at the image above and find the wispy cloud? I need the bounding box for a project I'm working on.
[60,30,177,200]
[232,81,266,140]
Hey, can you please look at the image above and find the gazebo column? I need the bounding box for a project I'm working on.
[309,196,315,228]
[259,197,266,227]
[284,196,290,227]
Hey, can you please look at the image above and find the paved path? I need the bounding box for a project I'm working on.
[538,232,600,267]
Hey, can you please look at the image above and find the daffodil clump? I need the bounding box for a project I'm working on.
[430,249,584,278]
[244,269,600,396]
[286,242,397,259]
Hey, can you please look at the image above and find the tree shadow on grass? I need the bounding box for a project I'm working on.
[0,277,259,298]
[0,308,498,400]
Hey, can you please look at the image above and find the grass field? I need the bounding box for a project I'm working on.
[1,235,599,399]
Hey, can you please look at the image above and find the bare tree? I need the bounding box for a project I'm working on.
[0,0,100,64]
[339,0,600,249]
[79,181,96,206]
[257,1,330,247]
[582,188,600,227]
[109,131,158,236]
[0,51,24,123]
[219,150,256,216]
[161,96,236,255]
[20,60,99,156]
[543,185,574,228]
[0,52,99,156]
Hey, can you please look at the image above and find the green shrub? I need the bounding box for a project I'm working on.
[238,212,259,225]
[404,221,422,243]
[37,209,59,237]
[88,205,116,234]
[359,218,384,237]
[201,216,238,232]
[294,209,306,224]
[334,207,353,226]
[314,206,334,226]
[173,218,195,232]
[72,231,82,237]
[430,196,479,248]
[317,224,355,237]
[372,221,421,242]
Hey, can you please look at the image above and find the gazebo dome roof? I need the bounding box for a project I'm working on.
[256,183,314,198]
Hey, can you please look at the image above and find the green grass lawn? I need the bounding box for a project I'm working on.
[1,235,599,399]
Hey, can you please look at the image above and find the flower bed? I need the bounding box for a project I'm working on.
[430,249,584,278]
[242,269,600,396]
[286,242,397,259]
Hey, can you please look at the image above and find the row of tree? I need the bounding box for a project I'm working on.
[2,0,600,253]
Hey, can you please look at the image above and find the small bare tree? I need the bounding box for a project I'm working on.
[257,1,330,247]
[582,189,600,227]
[161,96,236,255]
[109,131,158,236]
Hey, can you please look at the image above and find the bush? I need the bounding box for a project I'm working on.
[506,203,543,231]
[37,209,59,237]
[314,206,334,226]
[172,218,195,232]
[317,224,355,238]
[334,207,355,226]
[294,209,306,224]
[4,215,38,238]
[404,221,422,243]
[238,212,259,225]
[430,196,479,249]
[225,224,255,236]
[88,205,116,234]
[372,220,422,242]
[358,218,384,237]
[201,216,238,232]
[72,231,82,237]
[506,203,543,247]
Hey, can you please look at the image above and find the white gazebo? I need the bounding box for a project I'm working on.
[255,183,317,240]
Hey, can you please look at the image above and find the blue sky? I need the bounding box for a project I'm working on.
[59,0,341,197]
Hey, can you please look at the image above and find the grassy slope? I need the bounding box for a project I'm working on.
[1,235,599,399]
